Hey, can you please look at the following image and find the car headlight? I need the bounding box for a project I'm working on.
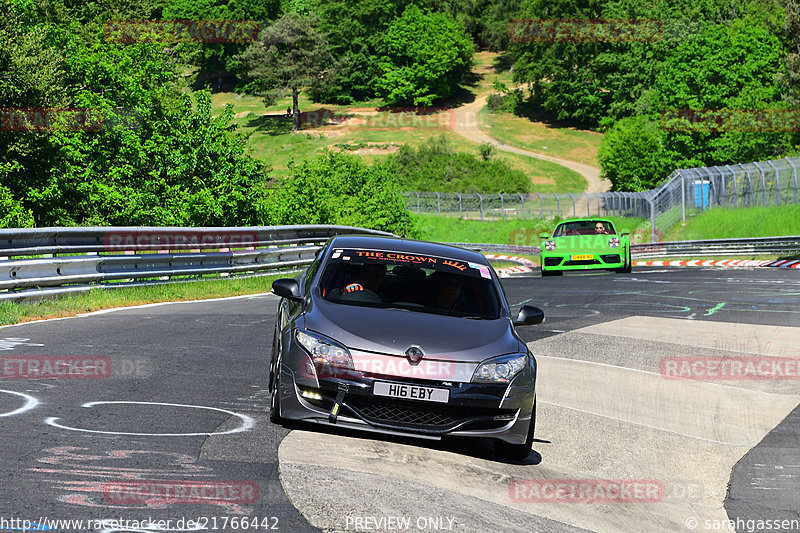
[608,237,620,248]
[544,240,556,251]
[296,330,354,369]
[472,354,528,383]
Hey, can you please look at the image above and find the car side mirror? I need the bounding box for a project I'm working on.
[514,305,544,326]
[620,228,630,236]
[272,278,303,302]
[539,232,549,240]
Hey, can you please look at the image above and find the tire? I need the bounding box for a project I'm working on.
[269,369,284,424]
[624,249,632,273]
[494,398,536,460]
[269,329,284,424]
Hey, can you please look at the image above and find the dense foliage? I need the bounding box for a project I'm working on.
[0,0,411,232]
[505,0,800,190]
[267,151,414,236]
[387,136,532,193]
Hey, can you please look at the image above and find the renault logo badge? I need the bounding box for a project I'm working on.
[405,346,425,366]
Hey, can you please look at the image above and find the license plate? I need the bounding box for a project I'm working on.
[373,381,449,403]
[570,254,594,260]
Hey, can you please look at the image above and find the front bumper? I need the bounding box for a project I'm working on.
[275,348,536,444]
[540,251,624,272]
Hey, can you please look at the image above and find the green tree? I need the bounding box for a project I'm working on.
[509,0,779,128]
[598,116,671,191]
[267,151,412,235]
[236,13,334,131]
[375,5,473,106]
[654,20,791,168]
[163,0,282,80]
[778,0,800,107]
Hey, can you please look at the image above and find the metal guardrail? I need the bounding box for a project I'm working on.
[0,225,394,301]
[447,236,800,260]
[631,235,800,258]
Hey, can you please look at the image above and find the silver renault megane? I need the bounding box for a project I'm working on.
[269,235,544,459]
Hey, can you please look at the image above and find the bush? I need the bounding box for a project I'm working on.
[387,135,531,193]
[266,151,414,236]
[0,185,34,228]
[598,115,674,191]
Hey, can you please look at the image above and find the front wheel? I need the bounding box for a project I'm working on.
[494,398,536,460]
[269,360,284,424]
[624,249,632,273]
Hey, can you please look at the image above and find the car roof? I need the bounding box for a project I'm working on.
[328,235,488,264]
[556,218,614,224]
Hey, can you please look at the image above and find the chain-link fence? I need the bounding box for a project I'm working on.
[403,156,800,241]
[402,191,651,221]
[650,157,799,241]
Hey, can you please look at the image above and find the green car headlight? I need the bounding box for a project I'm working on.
[472,354,528,383]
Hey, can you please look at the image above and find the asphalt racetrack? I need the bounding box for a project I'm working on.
[0,266,798,533]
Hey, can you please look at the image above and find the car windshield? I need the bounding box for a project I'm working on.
[553,220,616,236]
[317,248,503,319]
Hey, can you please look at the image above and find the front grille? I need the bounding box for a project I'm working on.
[564,259,600,266]
[345,396,515,434]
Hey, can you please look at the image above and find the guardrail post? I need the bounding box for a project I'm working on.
[537,193,543,219]
[499,193,505,219]
[568,193,576,217]
[518,193,525,220]
[478,193,484,221]
[554,194,560,218]
[788,158,799,204]
[457,193,462,218]
[584,193,590,216]
[415,191,420,214]
[435,192,441,215]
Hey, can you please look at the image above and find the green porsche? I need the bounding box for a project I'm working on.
[539,218,631,276]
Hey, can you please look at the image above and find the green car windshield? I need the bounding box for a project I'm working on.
[553,220,616,236]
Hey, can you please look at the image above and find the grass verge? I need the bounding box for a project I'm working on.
[664,204,800,241]
[477,107,604,167]
[415,214,649,246]
[0,273,284,327]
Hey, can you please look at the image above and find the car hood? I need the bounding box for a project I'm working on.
[304,298,520,363]
[550,234,620,251]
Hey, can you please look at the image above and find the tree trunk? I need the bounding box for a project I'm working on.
[292,88,300,132]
